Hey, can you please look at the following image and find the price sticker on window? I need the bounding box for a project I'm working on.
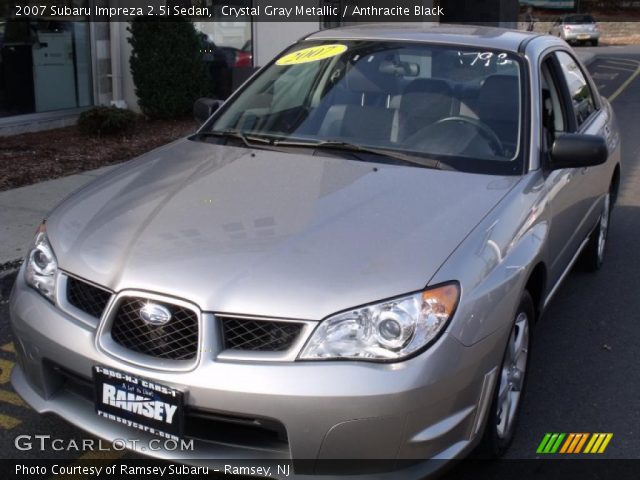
[276,44,347,66]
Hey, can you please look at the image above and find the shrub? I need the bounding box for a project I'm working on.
[77,106,138,135]
[127,18,210,119]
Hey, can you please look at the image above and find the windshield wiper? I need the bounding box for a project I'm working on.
[195,130,277,148]
[273,139,439,169]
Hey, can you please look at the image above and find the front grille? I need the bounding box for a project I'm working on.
[110,297,198,360]
[221,317,303,352]
[66,276,111,319]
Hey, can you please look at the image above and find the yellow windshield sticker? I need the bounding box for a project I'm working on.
[276,44,347,66]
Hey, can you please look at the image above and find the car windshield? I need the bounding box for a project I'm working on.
[204,41,524,174]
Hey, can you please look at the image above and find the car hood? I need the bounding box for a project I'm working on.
[47,139,519,320]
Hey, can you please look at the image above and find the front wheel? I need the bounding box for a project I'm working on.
[477,291,533,457]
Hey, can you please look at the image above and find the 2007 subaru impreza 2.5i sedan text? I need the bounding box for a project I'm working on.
[10,24,620,478]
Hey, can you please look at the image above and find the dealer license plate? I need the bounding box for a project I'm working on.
[93,365,184,439]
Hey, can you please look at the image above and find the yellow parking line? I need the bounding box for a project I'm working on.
[0,358,15,384]
[1,342,15,354]
[0,413,21,429]
[0,389,26,407]
[607,58,640,103]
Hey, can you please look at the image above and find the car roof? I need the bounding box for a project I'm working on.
[304,23,539,53]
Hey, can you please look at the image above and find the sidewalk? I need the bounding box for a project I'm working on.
[0,165,117,265]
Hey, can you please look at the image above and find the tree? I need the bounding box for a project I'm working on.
[128,18,209,119]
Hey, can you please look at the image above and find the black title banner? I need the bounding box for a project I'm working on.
[10,0,447,22]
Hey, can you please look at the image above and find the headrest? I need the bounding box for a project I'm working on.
[345,55,400,94]
[399,78,453,113]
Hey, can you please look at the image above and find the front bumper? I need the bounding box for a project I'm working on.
[10,270,505,477]
[563,31,600,42]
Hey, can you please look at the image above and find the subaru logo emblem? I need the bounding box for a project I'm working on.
[140,303,172,326]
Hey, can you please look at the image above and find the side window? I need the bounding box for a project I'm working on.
[554,51,596,128]
[540,59,567,149]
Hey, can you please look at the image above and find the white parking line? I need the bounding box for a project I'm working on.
[598,64,637,72]
[604,58,639,67]
[605,58,640,103]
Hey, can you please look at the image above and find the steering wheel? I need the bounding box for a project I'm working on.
[434,116,505,157]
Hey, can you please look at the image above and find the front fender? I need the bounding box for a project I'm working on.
[430,172,549,347]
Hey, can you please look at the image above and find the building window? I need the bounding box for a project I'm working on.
[180,0,252,99]
[1,3,93,118]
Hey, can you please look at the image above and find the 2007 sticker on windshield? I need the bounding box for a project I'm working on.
[276,44,347,66]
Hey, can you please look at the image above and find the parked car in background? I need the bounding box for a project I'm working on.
[550,14,600,46]
[234,39,253,68]
[10,24,620,478]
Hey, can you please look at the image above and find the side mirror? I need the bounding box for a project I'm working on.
[194,97,224,124]
[549,133,608,170]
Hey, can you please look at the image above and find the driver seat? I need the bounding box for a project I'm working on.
[397,79,454,141]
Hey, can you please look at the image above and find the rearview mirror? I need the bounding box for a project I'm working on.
[194,98,224,124]
[549,133,608,170]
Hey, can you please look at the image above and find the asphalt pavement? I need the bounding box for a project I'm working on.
[501,45,640,461]
[0,45,639,476]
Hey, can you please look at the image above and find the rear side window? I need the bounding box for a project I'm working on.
[555,51,596,128]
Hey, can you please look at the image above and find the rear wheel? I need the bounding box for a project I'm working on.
[478,292,533,457]
[580,192,611,272]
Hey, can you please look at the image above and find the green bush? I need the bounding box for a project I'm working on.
[128,18,209,119]
[77,106,138,135]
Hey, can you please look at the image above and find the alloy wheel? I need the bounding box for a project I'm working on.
[496,312,530,440]
[597,193,611,263]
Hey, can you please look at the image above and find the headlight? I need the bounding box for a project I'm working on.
[24,223,58,302]
[300,283,459,361]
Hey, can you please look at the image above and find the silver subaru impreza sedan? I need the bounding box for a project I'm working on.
[10,24,620,478]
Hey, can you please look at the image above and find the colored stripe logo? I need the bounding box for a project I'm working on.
[537,433,613,454]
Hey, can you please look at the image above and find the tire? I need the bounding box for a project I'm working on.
[592,39,599,47]
[579,192,611,272]
[477,291,534,458]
